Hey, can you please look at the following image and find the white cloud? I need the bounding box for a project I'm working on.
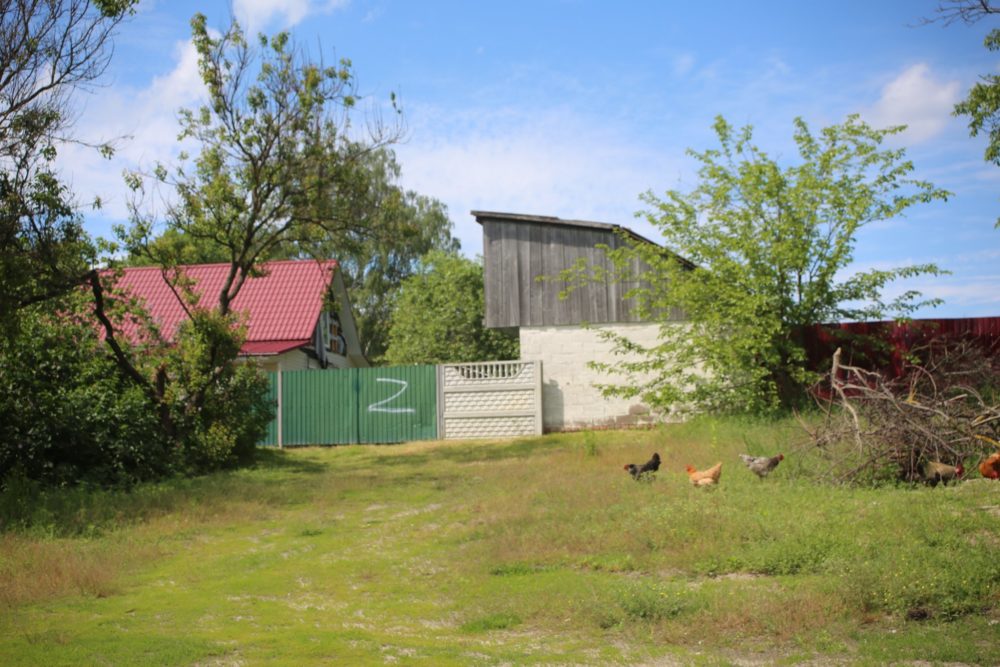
[862,63,961,143]
[906,274,1000,316]
[395,106,689,255]
[58,38,206,225]
[673,53,696,77]
[234,0,348,31]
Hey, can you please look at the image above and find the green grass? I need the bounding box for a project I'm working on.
[2,416,999,665]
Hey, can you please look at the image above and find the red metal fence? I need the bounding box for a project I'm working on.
[802,317,1000,377]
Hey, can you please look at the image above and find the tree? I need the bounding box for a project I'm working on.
[0,0,135,333]
[127,147,459,362]
[122,14,401,314]
[104,14,403,466]
[0,293,167,488]
[582,115,948,415]
[384,251,518,365]
[928,1,1000,173]
[247,148,459,362]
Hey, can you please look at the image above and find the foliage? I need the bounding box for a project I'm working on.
[0,0,135,333]
[105,14,401,471]
[954,27,1000,172]
[128,147,460,362]
[932,1,1000,223]
[580,115,948,415]
[279,150,459,362]
[0,289,273,489]
[0,297,166,488]
[156,308,275,473]
[121,14,401,316]
[252,148,459,362]
[383,250,518,365]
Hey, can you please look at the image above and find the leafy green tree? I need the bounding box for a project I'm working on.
[273,149,459,362]
[384,251,518,365]
[105,14,402,467]
[127,148,459,363]
[0,0,135,333]
[122,14,401,312]
[926,2,1000,223]
[583,115,948,415]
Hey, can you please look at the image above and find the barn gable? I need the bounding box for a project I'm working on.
[474,210,684,328]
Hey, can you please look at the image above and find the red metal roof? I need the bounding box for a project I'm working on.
[112,259,337,354]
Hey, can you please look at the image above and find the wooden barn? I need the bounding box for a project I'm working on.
[474,210,685,431]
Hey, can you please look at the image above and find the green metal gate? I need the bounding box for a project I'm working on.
[260,366,438,446]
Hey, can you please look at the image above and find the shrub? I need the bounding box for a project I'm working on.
[0,300,167,488]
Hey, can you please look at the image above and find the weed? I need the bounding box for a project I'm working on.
[460,612,522,632]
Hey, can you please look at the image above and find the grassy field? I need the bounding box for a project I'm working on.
[1,417,999,665]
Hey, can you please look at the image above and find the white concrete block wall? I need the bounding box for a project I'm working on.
[520,323,674,431]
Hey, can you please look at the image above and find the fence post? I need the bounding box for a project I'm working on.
[436,364,445,440]
[277,369,283,449]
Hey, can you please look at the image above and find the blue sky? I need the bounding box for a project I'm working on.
[62,0,1000,318]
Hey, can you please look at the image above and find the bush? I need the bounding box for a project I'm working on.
[0,300,167,488]
[160,309,274,473]
[0,299,274,491]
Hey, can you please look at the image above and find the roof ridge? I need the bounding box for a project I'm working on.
[120,258,337,272]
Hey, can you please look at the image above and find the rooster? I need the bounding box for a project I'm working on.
[921,460,964,487]
[978,452,1000,480]
[624,453,661,481]
[739,453,784,480]
[685,462,722,487]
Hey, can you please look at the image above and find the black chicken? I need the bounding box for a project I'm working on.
[624,453,661,481]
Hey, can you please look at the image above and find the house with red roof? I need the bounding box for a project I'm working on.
[113,259,367,371]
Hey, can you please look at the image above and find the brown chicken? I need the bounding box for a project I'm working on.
[686,462,722,487]
[921,460,964,487]
[739,453,784,479]
[978,452,1000,480]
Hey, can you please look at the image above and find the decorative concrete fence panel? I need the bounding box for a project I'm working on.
[437,360,543,439]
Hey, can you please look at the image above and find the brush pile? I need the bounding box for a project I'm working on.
[802,339,1000,484]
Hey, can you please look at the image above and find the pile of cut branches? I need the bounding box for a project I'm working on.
[802,339,1000,484]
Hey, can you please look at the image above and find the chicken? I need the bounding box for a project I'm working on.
[921,460,964,487]
[624,453,661,481]
[739,453,784,479]
[978,452,1000,480]
[685,462,722,487]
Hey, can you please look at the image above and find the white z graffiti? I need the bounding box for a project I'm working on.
[367,378,416,414]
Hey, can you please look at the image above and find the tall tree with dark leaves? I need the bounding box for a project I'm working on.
[270,148,459,362]
[0,0,136,334]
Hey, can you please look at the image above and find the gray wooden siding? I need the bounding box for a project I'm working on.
[482,218,672,328]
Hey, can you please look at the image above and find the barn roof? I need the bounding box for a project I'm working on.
[471,210,662,248]
[112,259,337,354]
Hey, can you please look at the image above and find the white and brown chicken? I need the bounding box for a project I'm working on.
[739,453,784,480]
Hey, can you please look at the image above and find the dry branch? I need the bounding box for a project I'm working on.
[805,340,1000,484]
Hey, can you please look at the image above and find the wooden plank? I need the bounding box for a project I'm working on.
[554,226,575,325]
[482,223,501,327]
[528,222,544,326]
[542,224,563,326]
[516,222,531,324]
[498,224,519,327]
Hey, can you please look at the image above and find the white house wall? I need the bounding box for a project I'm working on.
[519,322,675,431]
